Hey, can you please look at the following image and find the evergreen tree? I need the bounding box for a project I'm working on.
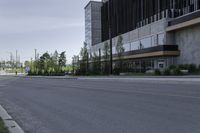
[59,51,67,68]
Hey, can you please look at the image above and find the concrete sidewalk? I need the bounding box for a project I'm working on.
[21,75,78,80]
[3,74,200,82]
[0,105,24,133]
[77,75,200,79]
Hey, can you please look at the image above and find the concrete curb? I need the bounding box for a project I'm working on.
[0,105,25,133]
[78,77,200,82]
[19,76,78,80]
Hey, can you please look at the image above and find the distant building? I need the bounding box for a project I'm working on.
[85,0,200,72]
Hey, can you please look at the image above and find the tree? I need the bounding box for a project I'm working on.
[80,42,88,61]
[103,41,110,59]
[52,50,59,65]
[39,52,51,74]
[79,42,88,75]
[115,35,125,74]
[27,51,68,76]
[102,41,110,74]
[59,51,67,68]
[116,36,125,58]
[91,52,100,75]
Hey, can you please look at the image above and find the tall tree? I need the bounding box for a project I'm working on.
[115,36,125,73]
[103,41,110,74]
[52,50,59,65]
[116,36,125,59]
[59,51,66,68]
[80,42,88,61]
[39,52,51,73]
[79,42,88,75]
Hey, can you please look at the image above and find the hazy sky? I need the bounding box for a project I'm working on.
[0,0,100,63]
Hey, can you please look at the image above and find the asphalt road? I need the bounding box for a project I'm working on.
[0,76,200,133]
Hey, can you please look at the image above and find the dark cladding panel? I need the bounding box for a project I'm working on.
[101,2,109,42]
[101,0,200,42]
[198,0,200,9]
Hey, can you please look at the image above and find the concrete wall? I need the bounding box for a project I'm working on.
[175,24,200,65]
[85,3,92,47]
[85,1,102,47]
[91,2,102,46]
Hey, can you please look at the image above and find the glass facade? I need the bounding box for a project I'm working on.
[117,57,174,73]
[131,41,139,51]
[158,33,165,45]
[124,43,131,52]
[140,37,152,48]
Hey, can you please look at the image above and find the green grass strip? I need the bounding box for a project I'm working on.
[0,117,9,133]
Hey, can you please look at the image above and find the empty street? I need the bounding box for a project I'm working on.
[0,76,200,133]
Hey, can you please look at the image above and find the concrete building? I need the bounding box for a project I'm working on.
[85,0,200,72]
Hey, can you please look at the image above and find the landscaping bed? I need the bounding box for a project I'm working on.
[0,117,9,133]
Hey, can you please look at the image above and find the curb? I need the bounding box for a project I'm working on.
[19,76,78,80]
[78,77,200,82]
[0,105,25,133]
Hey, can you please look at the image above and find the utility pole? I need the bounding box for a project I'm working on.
[108,1,113,75]
[35,49,37,61]
[86,52,89,74]
[16,50,18,69]
[15,50,18,75]
[72,57,75,75]
[99,48,101,73]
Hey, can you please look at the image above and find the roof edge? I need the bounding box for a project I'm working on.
[84,1,102,9]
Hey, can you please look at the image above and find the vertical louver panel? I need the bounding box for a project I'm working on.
[101,0,199,42]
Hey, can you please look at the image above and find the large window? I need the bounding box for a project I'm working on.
[158,33,165,45]
[131,41,139,51]
[112,47,116,54]
[151,35,157,46]
[124,43,131,52]
[140,37,152,48]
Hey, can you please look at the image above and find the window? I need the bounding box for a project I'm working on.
[112,47,116,54]
[131,41,139,51]
[158,60,165,69]
[151,35,156,46]
[124,43,131,52]
[158,33,165,45]
[140,37,152,48]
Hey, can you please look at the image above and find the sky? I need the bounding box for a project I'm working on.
[0,0,100,63]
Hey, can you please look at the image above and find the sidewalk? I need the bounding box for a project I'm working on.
[0,71,25,76]
[76,75,200,82]
[0,105,24,133]
[21,75,77,80]
[77,75,200,79]
[3,74,200,82]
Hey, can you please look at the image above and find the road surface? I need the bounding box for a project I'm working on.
[0,76,200,133]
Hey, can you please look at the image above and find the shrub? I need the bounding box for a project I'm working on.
[163,69,170,75]
[173,68,183,75]
[178,64,189,70]
[199,64,200,71]
[113,67,120,75]
[155,69,161,75]
[169,65,177,70]
[188,64,197,73]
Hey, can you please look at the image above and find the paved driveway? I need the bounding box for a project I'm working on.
[0,76,200,133]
